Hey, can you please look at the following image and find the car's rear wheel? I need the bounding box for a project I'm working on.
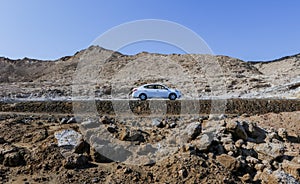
[169,93,177,100]
[139,93,147,101]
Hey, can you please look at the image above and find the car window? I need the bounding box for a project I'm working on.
[144,85,155,89]
[157,85,167,90]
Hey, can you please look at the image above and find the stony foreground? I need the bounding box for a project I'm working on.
[0,111,299,184]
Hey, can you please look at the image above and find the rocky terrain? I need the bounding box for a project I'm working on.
[0,46,299,183]
[0,46,299,100]
[0,111,299,183]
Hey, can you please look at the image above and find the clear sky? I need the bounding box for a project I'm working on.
[0,0,300,61]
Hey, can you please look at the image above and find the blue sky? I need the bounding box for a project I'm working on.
[0,0,299,61]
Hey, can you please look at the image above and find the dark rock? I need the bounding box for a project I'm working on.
[178,167,188,178]
[226,121,248,140]
[3,151,26,167]
[103,86,112,95]
[60,117,77,124]
[265,132,280,143]
[199,116,209,121]
[234,123,248,140]
[99,116,114,124]
[169,122,177,128]
[67,117,77,124]
[278,128,288,141]
[63,154,89,169]
[93,151,114,163]
[0,153,4,164]
[123,167,132,174]
[74,140,90,155]
[0,137,6,144]
[107,126,118,133]
[152,118,164,128]
[243,122,266,143]
[129,132,145,142]
[119,129,146,143]
[60,118,68,124]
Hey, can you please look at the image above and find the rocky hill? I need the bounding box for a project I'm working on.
[0,46,299,100]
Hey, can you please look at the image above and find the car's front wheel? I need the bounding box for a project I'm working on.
[168,93,177,100]
[139,93,147,101]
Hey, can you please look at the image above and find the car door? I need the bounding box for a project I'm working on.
[144,85,156,98]
[155,85,169,98]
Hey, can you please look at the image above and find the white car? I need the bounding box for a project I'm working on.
[131,84,181,100]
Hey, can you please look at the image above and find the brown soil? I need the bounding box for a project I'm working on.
[0,110,299,183]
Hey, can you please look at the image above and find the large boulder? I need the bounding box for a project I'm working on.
[185,122,202,141]
[194,120,224,152]
[54,129,88,157]
[195,134,214,151]
[226,121,248,140]
[54,129,82,147]
[254,142,285,160]
[243,122,266,143]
